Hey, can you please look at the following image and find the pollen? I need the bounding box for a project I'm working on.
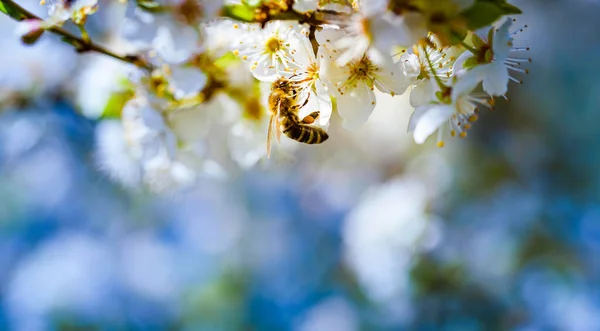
[437,141,445,148]
[265,37,282,54]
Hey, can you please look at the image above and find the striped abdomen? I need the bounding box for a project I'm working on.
[280,118,329,145]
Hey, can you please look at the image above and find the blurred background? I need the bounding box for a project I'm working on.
[1,0,600,330]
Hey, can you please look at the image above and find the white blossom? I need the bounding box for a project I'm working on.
[330,1,427,66]
[409,72,486,145]
[235,21,305,82]
[454,18,530,97]
[318,27,415,129]
[407,35,462,107]
[42,0,98,26]
[96,94,199,192]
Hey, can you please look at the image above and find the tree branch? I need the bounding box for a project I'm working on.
[0,0,153,71]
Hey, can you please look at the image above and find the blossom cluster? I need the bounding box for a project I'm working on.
[2,0,530,192]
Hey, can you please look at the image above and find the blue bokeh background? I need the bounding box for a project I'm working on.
[1,0,600,330]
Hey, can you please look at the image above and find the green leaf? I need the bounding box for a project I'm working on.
[136,0,166,13]
[461,0,522,30]
[222,4,255,22]
[0,0,28,20]
[496,2,522,15]
[213,52,240,69]
[101,90,135,119]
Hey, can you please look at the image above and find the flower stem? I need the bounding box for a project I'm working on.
[458,39,478,54]
[423,46,447,91]
[78,23,91,44]
[221,4,344,27]
[0,0,152,71]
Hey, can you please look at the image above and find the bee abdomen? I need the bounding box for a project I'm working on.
[282,124,329,145]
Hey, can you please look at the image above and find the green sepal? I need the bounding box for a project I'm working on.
[461,0,522,31]
[463,56,479,69]
[471,33,486,49]
[487,26,495,45]
[449,28,468,45]
[484,48,494,63]
[436,90,452,105]
[21,29,44,45]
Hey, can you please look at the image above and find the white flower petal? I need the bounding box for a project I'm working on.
[413,105,454,144]
[407,105,429,132]
[336,83,376,129]
[398,53,420,78]
[493,18,513,57]
[481,62,509,96]
[373,58,412,96]
[410,79,435,107]
[314,26,346,49]
[358,0,389,16]
[318,44,349,85]
[168,66,207,99]
[95,121,141,188]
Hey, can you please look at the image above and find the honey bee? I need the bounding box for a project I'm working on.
[267,78,329,158]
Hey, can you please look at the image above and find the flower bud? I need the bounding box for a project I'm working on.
[15,19,45,45]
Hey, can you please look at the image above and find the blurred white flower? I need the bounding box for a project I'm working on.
[120,233,180,302]
[76,55,134,118]
[42,0,99,26]
[122,0,222,63]
[0,18,76,94]
[344,177,435,302]
[293,0,352,13]
[96,95,200,192]
[95,120,142,188]
[295,297,358,331]
[5,234,114,328]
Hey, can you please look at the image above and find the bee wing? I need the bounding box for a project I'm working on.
[267,115,274,159]
[276,100,282,142]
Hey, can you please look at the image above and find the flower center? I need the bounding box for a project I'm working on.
[350,56,374,79]
[265,37,282,54]
[174,0,204,26]
[337,56,377,93]
[307,62,319,81]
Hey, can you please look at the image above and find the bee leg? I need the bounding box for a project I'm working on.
[302,111,320,124]
[298,92,311,109]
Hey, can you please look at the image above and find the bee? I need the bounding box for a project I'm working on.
[267,78,329,158]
